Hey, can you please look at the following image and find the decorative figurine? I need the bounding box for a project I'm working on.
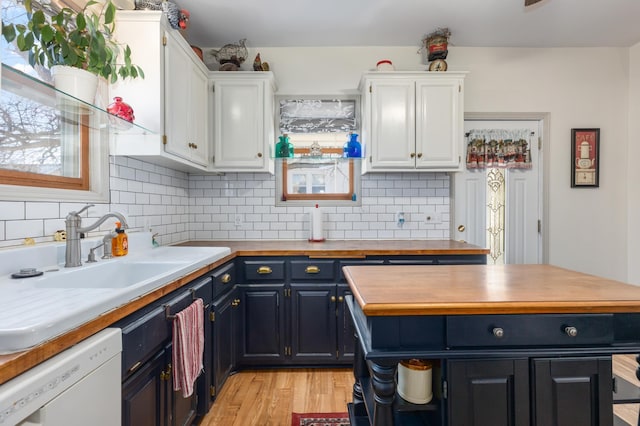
[210,39,248,71]
[422,28,451,72]
[107,96,135,123]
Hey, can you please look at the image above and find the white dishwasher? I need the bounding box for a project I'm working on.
[0,328,122,426]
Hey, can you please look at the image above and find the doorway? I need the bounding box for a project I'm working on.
[453,118,545,264]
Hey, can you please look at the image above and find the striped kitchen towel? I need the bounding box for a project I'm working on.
[172,298,204,398]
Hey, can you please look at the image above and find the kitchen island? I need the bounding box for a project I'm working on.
[344,264,640,426]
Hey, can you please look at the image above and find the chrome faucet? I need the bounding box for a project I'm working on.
[64,204,129,267]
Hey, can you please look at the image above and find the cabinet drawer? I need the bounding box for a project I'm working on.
[243,260,285,281]
[212,262,235,298]
[446,314,614,348]
[291,260,334,281]
[120,278,211,378]
[338,260,385,282]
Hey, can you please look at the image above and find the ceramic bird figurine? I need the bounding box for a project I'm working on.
[253,53,262,71]
[210,39,248,67]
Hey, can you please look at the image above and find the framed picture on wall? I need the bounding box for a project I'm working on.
[571,128,600,188]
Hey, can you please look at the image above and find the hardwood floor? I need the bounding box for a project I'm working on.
[198,368,353,426]
[198,356,640,425]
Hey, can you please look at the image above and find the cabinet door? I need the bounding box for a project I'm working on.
[290,283,337,363]
[448,358,530,426]
[188,63,209,167]
[163,32,192,162]
[166,341,198,426]
[211,79,266,170]
[368,79,416,169]
[122,348,169,426]
[237,284,285,365]
[415,78,463,170]
[532,357,612,426]
[337,284,355,362]
[213,288,238,394]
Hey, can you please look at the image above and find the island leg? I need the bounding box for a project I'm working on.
[351,331,366,416]
[369,360,397,426]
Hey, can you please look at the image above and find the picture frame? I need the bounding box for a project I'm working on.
[571,128,600,188]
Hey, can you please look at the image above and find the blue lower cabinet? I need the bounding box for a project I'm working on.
[236,284,286,365]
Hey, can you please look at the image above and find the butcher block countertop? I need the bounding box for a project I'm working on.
[177,239,489,256]
[344,264,640,316]
[0,239,485,385]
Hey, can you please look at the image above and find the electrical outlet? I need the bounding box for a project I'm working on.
[234,214,243,226]
[424,211,442,224]
[395,211,405,227]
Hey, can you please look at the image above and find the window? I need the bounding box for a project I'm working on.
[0,65,90,190]
[275,96,362,207]
[0,0,110,202]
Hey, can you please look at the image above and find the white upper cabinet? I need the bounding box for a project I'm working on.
[110,11,209,172]
[208,72,276,173]
[360,72,466,173]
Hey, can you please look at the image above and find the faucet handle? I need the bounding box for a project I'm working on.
[87,242,104,263]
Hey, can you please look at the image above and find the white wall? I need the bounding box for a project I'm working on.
[629,42,640,285]
[216,45,631,280]
[1,44,634,282]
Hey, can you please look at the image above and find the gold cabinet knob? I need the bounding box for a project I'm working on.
[231,298,241,307]
[330,296,336,302]
[221,273,231,284]
[457,225,465,232]
[338,296,344,302]
[257,152,263,158]
[257,266,272,274]
[417,153,423,158]
[305,265,320,274]
[410,153,416,158]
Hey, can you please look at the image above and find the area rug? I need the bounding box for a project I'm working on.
[291,412,350,426]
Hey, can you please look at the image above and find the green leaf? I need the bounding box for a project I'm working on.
[32,10,46,26]
[76,13,86,32]
[40,25,55,43]
[104,2,115,25]
[2,24,17,43]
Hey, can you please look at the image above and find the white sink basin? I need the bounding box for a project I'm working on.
[0,239,231,353]
[31,260,192,289]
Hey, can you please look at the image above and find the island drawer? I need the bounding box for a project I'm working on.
[290,260,334,281]
[242,260,285,282]
[446,314,614,348]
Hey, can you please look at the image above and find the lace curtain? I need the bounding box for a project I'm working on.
[466,129,533,169]
[279,99,357,134]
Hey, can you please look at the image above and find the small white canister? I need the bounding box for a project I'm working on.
[397,359,433,404]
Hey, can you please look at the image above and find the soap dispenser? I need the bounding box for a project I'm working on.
[112,221,128,256]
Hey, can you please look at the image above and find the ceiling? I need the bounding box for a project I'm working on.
[177,0,640,49]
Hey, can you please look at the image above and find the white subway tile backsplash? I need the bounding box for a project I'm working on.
[1,159,450,247]
[0,202,25,220]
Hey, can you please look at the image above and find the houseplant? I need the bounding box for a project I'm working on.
[1,0,143,101]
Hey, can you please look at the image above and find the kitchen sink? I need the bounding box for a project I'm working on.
[0,235,230,353]
[31,260,193,289]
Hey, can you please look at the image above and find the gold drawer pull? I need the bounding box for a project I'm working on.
[331,296,336,302]
[305,265,320,274]
[257,266,272,274]
[221,273,231,284]
[128,361,142,373]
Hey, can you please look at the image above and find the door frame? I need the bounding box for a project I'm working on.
[457,112,550,264]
